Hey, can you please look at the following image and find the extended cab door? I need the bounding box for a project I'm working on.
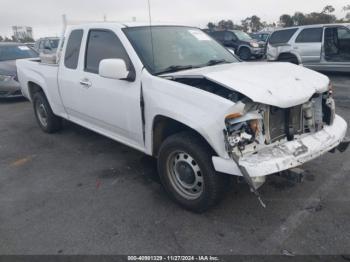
[58,28,144,150]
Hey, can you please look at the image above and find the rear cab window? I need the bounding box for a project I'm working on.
[295,28,323,43]
[84,29,131,74]
[64,30,84,69]
[269,28,298,45]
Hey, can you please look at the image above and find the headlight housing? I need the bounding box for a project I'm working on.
[224,112,264,152]
[0,74,13,82]
[250,42,259,48]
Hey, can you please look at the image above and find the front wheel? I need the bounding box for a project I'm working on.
[157,132,229,212]
[33,92,62,133]
[238,47,251,60]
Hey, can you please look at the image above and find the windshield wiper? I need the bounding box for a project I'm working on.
[156,65,196,75]
[205,59,230,66]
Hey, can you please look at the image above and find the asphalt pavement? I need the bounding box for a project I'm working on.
[0,72,349,256]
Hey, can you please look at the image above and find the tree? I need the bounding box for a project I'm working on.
[21,36,34,43]
[250,15,262,32]
[218,20,234,30]
[293,12,306,25]
[343,5,350,21]
[207,22,216,31]
[305,12,336,24]
[0,36,3,42]
[280,14,294,27]
[241,17,250,32]
[4,37,12,42]
[322,5,335,14]
[241,15,263,32]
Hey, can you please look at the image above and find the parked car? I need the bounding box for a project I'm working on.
[34,37,60,54]
[0,42,38,98]
[250,32,271,42]
[208,30,265,60]
[17,23,349,212]
[267,24,350,72]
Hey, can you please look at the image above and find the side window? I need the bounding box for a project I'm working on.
[224,32,234,41]
[64,30,83,69]
[295,28,323,43]
[211,31,224,42]
[337,27,350,40]
[44,40,51,49]
[85,30,131,74]
[39,40,44,50]
[269,29,298,45]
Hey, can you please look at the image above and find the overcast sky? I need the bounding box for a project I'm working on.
[0,0,349,39]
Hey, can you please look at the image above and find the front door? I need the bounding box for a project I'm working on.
[59,28,144,148]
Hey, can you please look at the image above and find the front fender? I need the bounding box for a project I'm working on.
[141,71,237,158]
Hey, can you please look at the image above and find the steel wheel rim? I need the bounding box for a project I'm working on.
[36,101,48,127]
[167,151,204,200]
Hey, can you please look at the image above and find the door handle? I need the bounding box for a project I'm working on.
[80,79,92,88]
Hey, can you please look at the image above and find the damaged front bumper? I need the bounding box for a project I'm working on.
[213,115,348,177]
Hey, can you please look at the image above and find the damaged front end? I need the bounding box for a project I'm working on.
[222,87,348,207]
[167,74,348,207]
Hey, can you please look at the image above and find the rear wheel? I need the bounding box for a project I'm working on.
[33,92,62,133]
[157,132,229,212]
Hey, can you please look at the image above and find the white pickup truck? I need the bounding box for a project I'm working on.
[17,23,349,212]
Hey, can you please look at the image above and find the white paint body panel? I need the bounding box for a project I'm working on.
[16,23,348,178]
[164,62,330,108]
[213,115,347,177]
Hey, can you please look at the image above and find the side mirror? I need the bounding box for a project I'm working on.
[99,59,132,81]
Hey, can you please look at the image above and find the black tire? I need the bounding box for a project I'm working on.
[238,47,251,60]
[157,131,230,213]
[33,91,62,133]
[278,54,299,65]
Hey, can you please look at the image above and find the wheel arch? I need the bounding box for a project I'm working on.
[237,45,251,54]
[277,52,301,64]
[151,115,218,158]
[28,81,46,101]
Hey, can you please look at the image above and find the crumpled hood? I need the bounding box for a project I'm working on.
[0,60,17,76]
[165,62,330,108]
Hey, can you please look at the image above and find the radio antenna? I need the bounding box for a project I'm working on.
[147,0,155,68]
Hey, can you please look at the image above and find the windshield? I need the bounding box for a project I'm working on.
[123,26,238,75]
[233,30,253,41]
[0,45,38,61]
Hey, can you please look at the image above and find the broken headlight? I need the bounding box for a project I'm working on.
[224,112,263,152]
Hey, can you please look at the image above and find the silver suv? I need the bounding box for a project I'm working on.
[267,24,350,72]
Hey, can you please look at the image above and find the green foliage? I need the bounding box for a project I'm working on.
[280,14,294,27]
[241,15,263,32]
[279,5,337,27]
[218,20,234,30]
